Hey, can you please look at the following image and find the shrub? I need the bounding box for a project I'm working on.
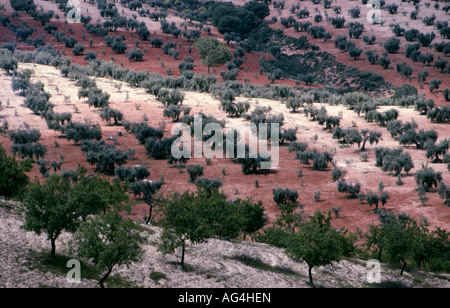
[0,49,17,75]
[100,107,123,125]
[296,149,334,171]
[398,128,438,149]
[128,49,143,62]
[145,136,177,160]
[72,44,85,56]
[115,165,150,183]
[437,182,450,206]
[429,79,441,93]
[8,129,41,144]
[332,127,382,151]
[383,37,400,54]
[83,51,97,61]
[84,141,128,175]
[337,180,361,198]
[415,164,442,191]
[64,122,102,143]
[272,188,299,206]
[425,138,450,163]
[186,164,204,182]
[0,143,32,197]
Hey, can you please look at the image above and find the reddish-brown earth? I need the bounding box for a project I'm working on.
[0,0,449,236]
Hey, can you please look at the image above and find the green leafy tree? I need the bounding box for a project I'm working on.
[158,190,214,268]
[0,143,32,198]
[415,164,442,191]
[72,211,146,288]
[194,37,232,74]
[286,211,350,287]
[23,175,79,258]
[377,212,419,276]
[237,198,267,241]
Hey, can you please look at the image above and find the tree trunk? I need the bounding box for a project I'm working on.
[181,240,186,268]
[207,65,210,75]
[50,238,56,258]
[308,265,315,287]
[400,260,407,276]
[360,138,368,151]
[146,203,154,224]
[377,248,383,260]
[99,266,114,289]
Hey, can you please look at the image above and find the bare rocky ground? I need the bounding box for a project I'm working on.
[1,200,449,289]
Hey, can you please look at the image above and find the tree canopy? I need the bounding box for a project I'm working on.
[194,37,232,74]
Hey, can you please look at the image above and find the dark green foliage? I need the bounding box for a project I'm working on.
[156,89,185,106]
[337,180,361,198]
[14,25,34,42]
[100,107,123,125]
[115,165,150,183]
[72,211,145,288]
[365,109,399,126]
[272,188,299,206]
[124,122,163,145]
[331,16,346,28]
[286,211,355,287]
[23,175,78,257]
[11,142,47,161]
[72,44,85,56]
[366,191,390,212]
[8,129,40,144]
[145,136,177,160]
[363,34,376,45]
[437,182,450,207]
[332,167,346,182]
[383,37,400,54]
[398,128,438,149]
[64,122,102,143]
[83,140,128,175]
[427,105,450,123]
[332,127,382,151]
[396,61,413,78]
[405,28,420,42]
[443,88,450,102]
[159,188,261,266]
[128,49,143,62]
[429,79,442,93]
[288,142,308,153]
[194,178,223,195]
[0,143,32,198]
[163,105,190,122]
[10,0,34,12]
[425,138,450,163]
[86,88,110,109]
[111,39,127,54]
[0,49,17,75]
[295,149,333,171]
[186,164,204,182]
[380,152,414,176]
[194,36,233,75]
[84,51,97,61]
[418,32,435,47]
[367,211,450,275]
[415,164,442,191]
[365,50,378,64]
[387,120,418,139]
[130,178,164,224]
[24,83,53,115]
[280,127,298,145]
[236,145,272,174]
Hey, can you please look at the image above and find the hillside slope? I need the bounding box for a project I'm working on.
[1,201,449,288]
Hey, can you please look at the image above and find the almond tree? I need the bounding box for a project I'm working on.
[72,211,146,288]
